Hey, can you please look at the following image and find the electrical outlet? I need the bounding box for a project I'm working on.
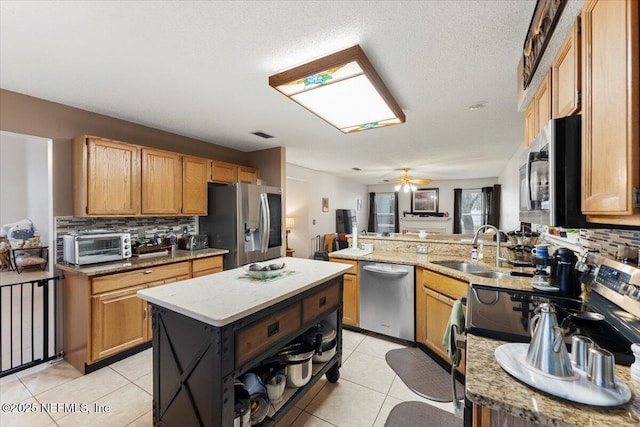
[312,219,316,225]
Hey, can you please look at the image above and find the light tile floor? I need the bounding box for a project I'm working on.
[0,329,455,426]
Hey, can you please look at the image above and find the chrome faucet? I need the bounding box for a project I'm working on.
[471,224,507,268]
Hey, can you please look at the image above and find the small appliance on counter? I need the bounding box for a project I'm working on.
[529,246,580,297]
[62,231,131,265]
[178,234,209,250]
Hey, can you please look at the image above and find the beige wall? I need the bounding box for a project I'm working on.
[0,89,284,216]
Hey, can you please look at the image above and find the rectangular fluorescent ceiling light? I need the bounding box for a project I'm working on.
[269,45,405,133]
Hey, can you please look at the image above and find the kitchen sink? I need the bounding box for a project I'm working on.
[430,261,491,273]
[470,271,512,279]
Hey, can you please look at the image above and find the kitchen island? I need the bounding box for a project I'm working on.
[137,257,351,426]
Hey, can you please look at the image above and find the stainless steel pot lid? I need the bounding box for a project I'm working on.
[302,321,337,346]
[277,342,314,361]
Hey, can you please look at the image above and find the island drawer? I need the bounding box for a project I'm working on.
[92,261,191,294]
[236,302,301,366]
[302,282,340,324]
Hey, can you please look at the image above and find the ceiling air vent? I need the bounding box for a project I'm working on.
[251,131,274,139]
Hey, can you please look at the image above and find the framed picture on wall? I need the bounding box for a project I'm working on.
[322,197,329,212]
[412,188,438,213]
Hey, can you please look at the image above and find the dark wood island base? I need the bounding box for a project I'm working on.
[149,274,344,426]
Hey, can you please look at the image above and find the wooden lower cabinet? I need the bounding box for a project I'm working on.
[192,255,223,277]
[416,267,467,373]
[63,261,192,373]
[342,273,359,326]
[329,258,359,326]
[91,285,149,361]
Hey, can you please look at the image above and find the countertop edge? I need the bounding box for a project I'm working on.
[55,248,229,276]
[137,259,351,327]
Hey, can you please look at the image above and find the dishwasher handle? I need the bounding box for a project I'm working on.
[362,265,409,277]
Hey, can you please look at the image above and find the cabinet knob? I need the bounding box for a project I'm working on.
[144,270,153,274]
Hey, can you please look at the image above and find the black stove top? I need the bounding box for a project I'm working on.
[466,285,637,366]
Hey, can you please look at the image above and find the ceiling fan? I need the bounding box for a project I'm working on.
[393,168,431,192]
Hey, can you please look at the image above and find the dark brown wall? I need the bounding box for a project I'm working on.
[0,89,284,216]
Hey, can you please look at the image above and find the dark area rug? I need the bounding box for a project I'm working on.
[385,347,464,402]
[384,401,463,427]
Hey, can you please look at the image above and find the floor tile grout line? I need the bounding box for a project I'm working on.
[125,409,152,426]
[301,409,339,427]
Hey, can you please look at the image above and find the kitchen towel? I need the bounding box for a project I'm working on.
[442,299,465,367]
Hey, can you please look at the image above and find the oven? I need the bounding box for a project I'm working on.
[466,254,640,367]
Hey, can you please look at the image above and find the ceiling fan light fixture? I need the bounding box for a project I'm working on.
[269,45,405,133]
[394,184,401,191]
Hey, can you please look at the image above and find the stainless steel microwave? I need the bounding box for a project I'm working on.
[62,232,132,265]
[519,115,588,227]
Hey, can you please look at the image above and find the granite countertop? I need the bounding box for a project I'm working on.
[329,249,538,292]
[55,248,228,276]
[359,232,498,246]
[137,257,351,327]
[465,334,639,426]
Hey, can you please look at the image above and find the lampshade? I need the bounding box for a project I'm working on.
[269,45,405,133]
[286,217,295,229]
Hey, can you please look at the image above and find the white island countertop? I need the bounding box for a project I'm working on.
[137,257,351,327]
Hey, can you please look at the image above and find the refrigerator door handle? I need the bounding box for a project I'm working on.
[260,193,270,253]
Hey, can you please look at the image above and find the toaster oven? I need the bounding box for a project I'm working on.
[62,232,132,265]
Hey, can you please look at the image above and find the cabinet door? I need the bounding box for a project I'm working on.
[424,287,451,361]
[141,148,182,215]
[342,273,359,327]
[424,287,466,373]
[210,160,238,183]
[91,285,148,361]
[582,0,639,220]
[182,155,208,215]
[83,137,141,215]
[238,166,258,184]
[524,102,536,146]
[534,72,552,135]
[552,18,581,118]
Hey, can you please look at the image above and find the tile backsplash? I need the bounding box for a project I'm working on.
[579,228,640,260]
[54,216,197,261]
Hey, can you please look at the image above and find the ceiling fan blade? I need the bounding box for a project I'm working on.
[409,179,431,185]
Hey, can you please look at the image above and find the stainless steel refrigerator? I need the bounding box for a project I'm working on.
[199,183,283,270]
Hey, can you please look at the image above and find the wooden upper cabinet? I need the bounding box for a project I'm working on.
[534,72,552,136]
[238,166,258,184]
[552,18,581,118]
[182,155,208,215]
[524,102,536,146]
[210,160,238,183]
[74,136,141,216]
[523,71,552,147]
[141,148,182,215]
[581,0,639,223]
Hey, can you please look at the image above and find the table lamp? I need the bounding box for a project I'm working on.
[285,217,295,250]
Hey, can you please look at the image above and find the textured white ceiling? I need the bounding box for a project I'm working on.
[0,0,541,185]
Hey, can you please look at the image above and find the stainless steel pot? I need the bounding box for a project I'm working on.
[277,342,314,388]
[302,321,337,363]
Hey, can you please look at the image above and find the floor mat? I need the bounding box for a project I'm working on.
[385,347,464,402]
[384,401,462,427]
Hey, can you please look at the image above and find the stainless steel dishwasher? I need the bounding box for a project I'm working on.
[359,261,415,341]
